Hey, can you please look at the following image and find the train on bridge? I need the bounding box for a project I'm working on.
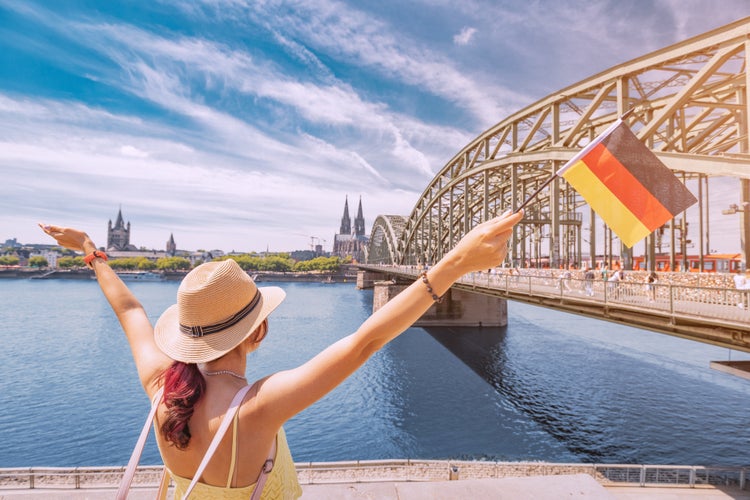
[631,253,743,273]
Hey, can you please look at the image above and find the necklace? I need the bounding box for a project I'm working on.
[203,369,247,381]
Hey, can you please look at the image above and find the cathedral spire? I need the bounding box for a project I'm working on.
[354,196,365,237]
[333,195,368,262]
[339,196,351,235]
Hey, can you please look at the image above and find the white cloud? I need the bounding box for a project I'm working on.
[453,27,477,46]
[120,145,149,158]
[178,0,528,125]
[61,21,469,183]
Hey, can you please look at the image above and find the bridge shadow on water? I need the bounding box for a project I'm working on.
[423,325,632,463]
[423,317,750,467]
[423,326,507,384]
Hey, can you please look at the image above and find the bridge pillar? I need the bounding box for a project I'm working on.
[373,280,508,327]
[357,270,381,289]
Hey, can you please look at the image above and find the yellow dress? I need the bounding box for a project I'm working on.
[168,426,302,499]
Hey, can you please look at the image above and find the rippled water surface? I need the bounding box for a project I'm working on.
[0,279,748,467]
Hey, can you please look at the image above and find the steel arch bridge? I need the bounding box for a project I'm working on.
[368,17,750,269]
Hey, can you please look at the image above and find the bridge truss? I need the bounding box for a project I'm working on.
[368,17,750,269]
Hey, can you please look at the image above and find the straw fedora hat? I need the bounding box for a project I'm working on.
[154,259,285,363]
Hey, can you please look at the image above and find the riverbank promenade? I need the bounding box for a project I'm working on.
[2,461,748,499]
[1,475,748,499]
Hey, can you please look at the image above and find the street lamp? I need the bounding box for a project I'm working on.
[722,202,750,215]
[722,202,750,271]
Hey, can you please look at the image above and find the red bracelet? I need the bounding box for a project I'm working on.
[84,250,108,268]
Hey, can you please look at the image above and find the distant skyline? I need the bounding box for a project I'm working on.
[2,1,749,253]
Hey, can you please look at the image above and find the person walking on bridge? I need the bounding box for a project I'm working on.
[607,265,623,300]
[560,264,574,293]
[583,265,595,296]
[734,270,750,309]
[39,210,523,499]
[646,271,658,302]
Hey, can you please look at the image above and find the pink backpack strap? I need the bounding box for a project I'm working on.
[117,384,276,500]
[250,433,277,500]
[183,384,254,498]
[116,387,164,500]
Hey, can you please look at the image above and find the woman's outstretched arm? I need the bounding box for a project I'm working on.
[39,224,172,395]
[257,210,524,423]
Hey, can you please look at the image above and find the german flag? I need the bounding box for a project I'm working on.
[557,120,697,248]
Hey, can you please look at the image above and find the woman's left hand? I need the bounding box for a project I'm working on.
[38,224,94,252]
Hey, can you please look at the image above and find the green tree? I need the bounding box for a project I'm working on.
[110,258,138,270]
[317,256,342,271]
[58,256,85,268]
[0,255,20,266]
[258,255,293,272]
[224,255,259,271]
[156,257,191,270]
[137,258,157,270]
[294,256,341,272]
[28,256,48,268]
[215,255,270,271]
[293,260,312,272]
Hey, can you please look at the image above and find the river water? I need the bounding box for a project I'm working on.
[0,278,748,467]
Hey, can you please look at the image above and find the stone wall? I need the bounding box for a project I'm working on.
[372,281,508,327]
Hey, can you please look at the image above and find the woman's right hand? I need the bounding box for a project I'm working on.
[444,210,524,275]
[38,224,96,253]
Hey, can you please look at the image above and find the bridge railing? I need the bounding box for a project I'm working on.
[362,266,750,326]
[0,462,745,491]
[473,272,750,323]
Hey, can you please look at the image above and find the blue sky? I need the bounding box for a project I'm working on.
[1,1,749,253]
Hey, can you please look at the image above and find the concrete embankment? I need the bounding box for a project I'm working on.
[252,271,356,283]
[0,268,46,279]
[1,460,748,499]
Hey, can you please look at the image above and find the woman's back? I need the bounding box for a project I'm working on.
[166,428,300,499]
[157,378,273,487]
[157,377,302,497]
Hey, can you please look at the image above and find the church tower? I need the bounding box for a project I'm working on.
[166,233,176,256]
[107,208,132,251]
[339,196,351,235]
[354,196,365,237]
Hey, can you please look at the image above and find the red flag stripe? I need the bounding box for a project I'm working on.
[561,160,652,247]
[601,124,697,216]
[580,143,674,231]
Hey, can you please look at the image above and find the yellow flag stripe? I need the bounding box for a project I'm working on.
[562,160,651,247]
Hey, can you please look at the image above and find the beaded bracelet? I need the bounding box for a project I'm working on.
[419,271,443,303]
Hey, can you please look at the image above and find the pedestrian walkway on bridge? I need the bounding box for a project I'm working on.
[358,265,750,366]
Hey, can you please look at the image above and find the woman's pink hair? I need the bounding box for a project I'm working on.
[160,361,206,449]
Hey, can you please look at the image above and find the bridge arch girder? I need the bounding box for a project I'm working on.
[389,17,750,267]
[367,215,408,265]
